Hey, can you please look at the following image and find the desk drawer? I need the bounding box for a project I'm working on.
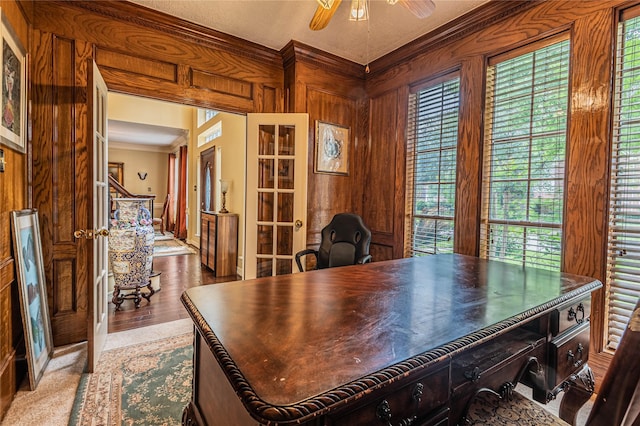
[551,297,591,336]
[328,365,449,426]
[449,328,545,423]
[548,321,590,388]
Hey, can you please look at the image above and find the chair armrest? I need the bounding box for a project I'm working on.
[357,254,373,264]
[295,249,319,272]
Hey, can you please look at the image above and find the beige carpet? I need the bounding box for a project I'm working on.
[0,319,193,426]
[0,343,86,426]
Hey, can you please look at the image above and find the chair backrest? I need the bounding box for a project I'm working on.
[586,297,640,425]
[316,213,371,269]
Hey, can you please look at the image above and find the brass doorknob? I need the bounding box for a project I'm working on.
[95,228,109,237]
[73,228,109,239]
[295,220,303,230]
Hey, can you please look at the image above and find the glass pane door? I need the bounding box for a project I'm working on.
[246,114,308,279]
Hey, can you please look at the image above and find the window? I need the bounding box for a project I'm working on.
[606,10,640,350]
[197,121,222,147]
[205,122,223,142]
[205,109,219,121]
[197,108,219,127]
[405,74,460,256]
[480,35,570,270]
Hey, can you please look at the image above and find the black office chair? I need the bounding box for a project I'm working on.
[295,213,372,272]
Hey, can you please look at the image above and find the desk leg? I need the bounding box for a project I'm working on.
[558,364,595,425]
[182,402,197,425]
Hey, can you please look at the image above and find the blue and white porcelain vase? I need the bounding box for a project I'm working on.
[108,198,155,291]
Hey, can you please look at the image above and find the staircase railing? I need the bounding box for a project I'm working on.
[108,174,155,217]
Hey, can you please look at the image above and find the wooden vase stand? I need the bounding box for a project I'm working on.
[112,271,160,310]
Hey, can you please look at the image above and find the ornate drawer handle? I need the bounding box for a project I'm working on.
[376,399,392,423]
[567,343,585,367]
[375,393,422,426]
[567,303,585,324]
[412,383,424,403]
[464,366,481,382]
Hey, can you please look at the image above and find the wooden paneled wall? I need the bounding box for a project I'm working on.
[1,1,631,416]
[0,1,29,420]
[362,0,627,377]
[282,42,366,248]
[29,0,286,350]
[33,1,285,113]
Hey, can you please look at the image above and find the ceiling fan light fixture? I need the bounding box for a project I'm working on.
[386,0,399,4]
[316,0,335,10]
[349,0,369,21]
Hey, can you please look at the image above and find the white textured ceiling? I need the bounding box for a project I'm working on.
[128,0,490,65]
[109,119,188,149]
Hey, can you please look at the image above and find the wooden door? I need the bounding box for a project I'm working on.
[200,147,215,212]
[245,114,308,279]
[86,60,109,371]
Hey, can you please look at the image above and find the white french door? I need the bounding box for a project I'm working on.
[88,60,109,371]
[245,114,308,279]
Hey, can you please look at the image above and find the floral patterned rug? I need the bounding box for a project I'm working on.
[68,333,193,426]
[153,238,197,257]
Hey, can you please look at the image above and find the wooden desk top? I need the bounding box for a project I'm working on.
[181,254,601,422]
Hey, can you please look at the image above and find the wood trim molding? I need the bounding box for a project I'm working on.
[368,0,541,77]
[281,40,365,80]
[60,0,283,67]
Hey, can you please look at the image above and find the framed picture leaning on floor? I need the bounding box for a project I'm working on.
[11,209,53,390]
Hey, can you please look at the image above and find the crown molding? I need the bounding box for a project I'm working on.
[281,40,365,81]
[368,0,542,77]
[60,0,283,68]
[109,141,175,153]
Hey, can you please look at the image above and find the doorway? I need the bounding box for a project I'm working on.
[106,93,246,332]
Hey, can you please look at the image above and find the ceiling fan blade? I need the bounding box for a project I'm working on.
[398,0,435,19]
[309,0,342,31]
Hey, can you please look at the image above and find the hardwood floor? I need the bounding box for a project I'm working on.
[108,248,240,333]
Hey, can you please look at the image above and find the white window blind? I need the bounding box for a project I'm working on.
[405,75,460,257]
[606,11,640,350]
[481,36,570,270]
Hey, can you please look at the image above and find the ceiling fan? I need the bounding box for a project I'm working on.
[310,0,436,31]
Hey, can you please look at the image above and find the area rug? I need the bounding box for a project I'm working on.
[154,233,174,241]
[68,333,193,426]
[153,238,197,257]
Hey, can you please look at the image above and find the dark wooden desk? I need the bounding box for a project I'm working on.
[181,254,602,425]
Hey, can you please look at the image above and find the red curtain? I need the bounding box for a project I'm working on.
[167,153,176,232]
[174,145,188,240]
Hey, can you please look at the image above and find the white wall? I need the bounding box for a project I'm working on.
[107,92,194,221]
[189,111,246,273]
[108,148,168,217]
[107,92,247,272]
[108,93,192,130]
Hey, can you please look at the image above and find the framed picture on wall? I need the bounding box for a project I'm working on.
[315,121,350,176]
[11,209,53,390]
[0,8,26,153]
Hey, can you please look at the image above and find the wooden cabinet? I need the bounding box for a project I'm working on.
[200,212,238,277]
